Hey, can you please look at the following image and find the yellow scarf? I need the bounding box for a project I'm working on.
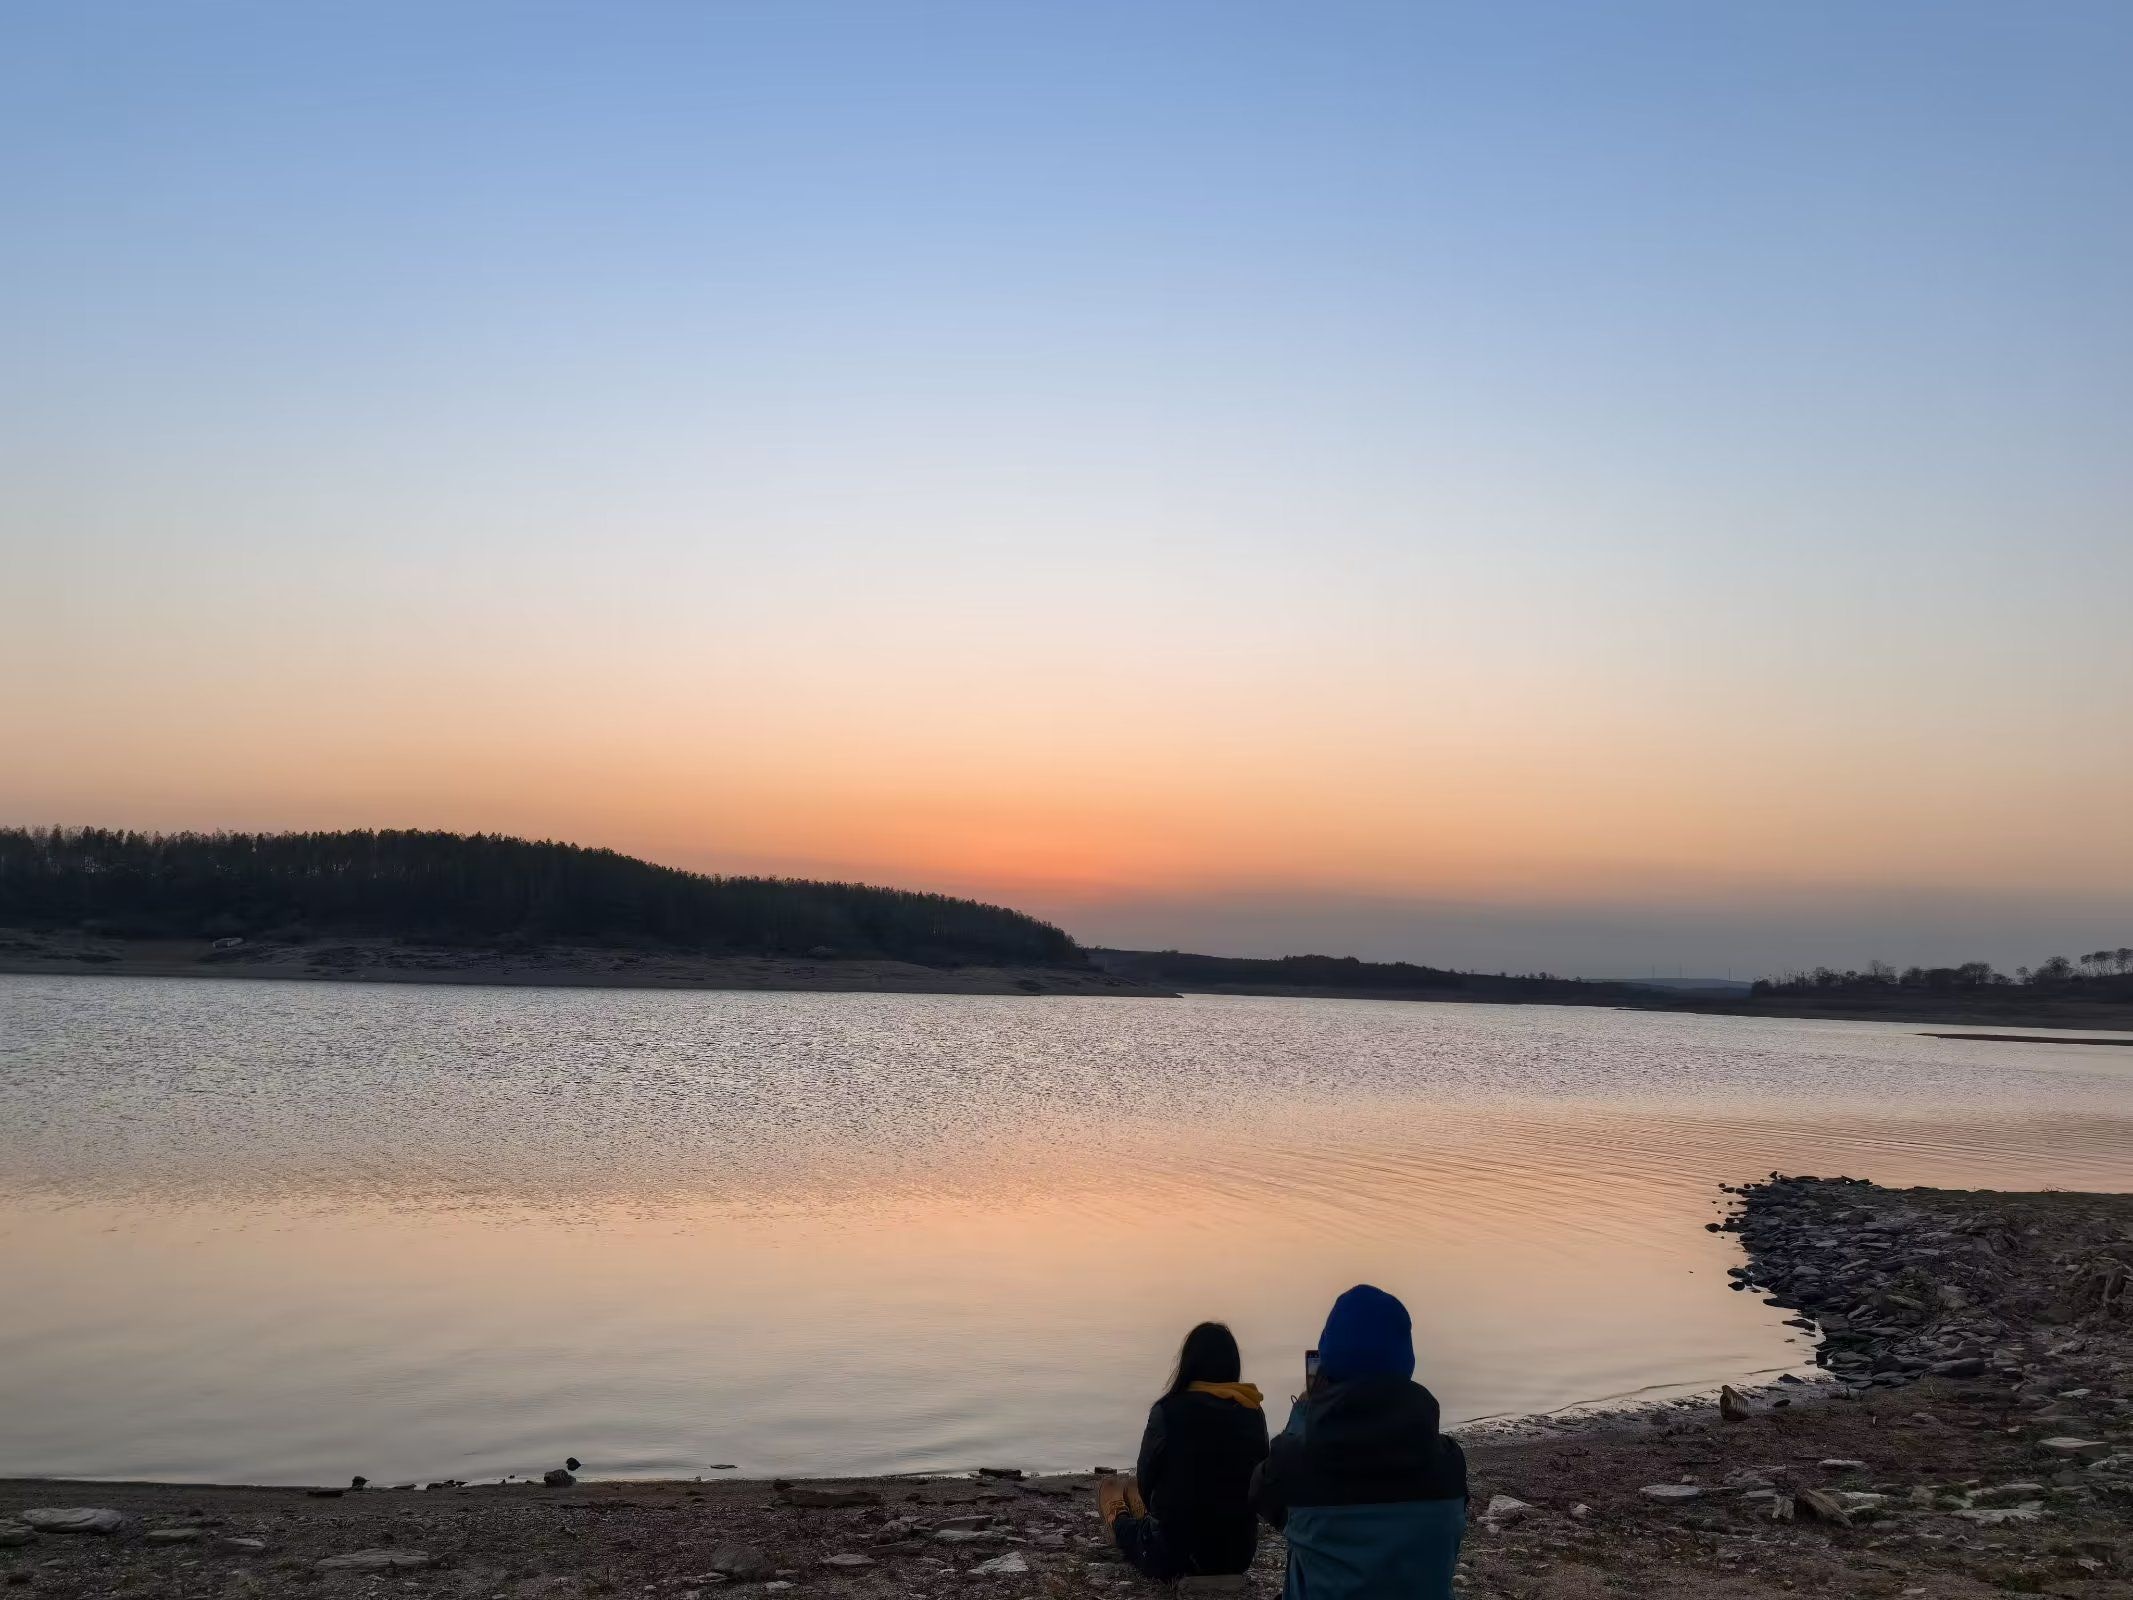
[1187,1381,1264,1409]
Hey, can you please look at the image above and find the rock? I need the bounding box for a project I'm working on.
[2039,1437,2109,1457]
[976,1467,1024,1480]
[764,1584,795,1592]
[780,1486,880,1508]
[146,1527,205,1542]
[1796,1487,1852,1526]
[566,1456,581,1471]
[1931,1357,1986,1378]
[1569,1503,1592,1520]
[1639,1484,1702,1501]
[1952,1502,2046,1525]
[349,1475,368,1490]
[1818,1459,1866,1471]
[544,1468,576,1486]
[18,1508,125,1535]
[1719,1386,1750,1422]
[972,1553,1029,1577]
[0,1524,33,1548]
[1481,1495,1534,1527]
[709,1545,774,1580]
[821,1554,874,1568]
[216,1536,268,1553]
[934,1529,992,1544]
[317,1548,433,1570]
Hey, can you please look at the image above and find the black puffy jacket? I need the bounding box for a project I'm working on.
[1135,1383,1272,1574]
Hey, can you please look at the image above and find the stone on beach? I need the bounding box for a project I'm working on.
[821,1553,874,1568]
[317,1547,433,1569]
[779,1486,881,1508]
[1481,1495,1534,1527]
[19,1508,125,1535]
[2038,1436,2108,1456]
[0,1523,34,1547]
[1639,1484,1701,1501]
[708,1544,774,1580]
[544,1468,577,1486]
[971,1552,1029,1576]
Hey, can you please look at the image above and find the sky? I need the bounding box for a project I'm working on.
[4,2,2129,978]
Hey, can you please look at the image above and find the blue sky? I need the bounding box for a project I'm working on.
[4,2,2129,975]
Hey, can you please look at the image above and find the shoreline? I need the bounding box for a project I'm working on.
[1172,982,2133,1033]
[0,934,1177,999]
[8,941,2131,1032]
[8,1178,2129,1597]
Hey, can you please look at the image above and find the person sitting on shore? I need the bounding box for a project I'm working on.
[1097,1321,1271,1581]
[1251,1285,1468,1600]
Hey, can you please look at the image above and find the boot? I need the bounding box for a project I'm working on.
[1096,1474,1131,1529]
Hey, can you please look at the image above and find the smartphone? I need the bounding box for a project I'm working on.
[1304,1348,1320,1388]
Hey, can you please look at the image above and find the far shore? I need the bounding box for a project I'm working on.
[7,932,2133,1030]
[0,932,1177,999]
[7,1177,2129,1599]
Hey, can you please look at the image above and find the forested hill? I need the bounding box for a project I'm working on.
[1088,947,1639,1001]
[0,828,1085,969]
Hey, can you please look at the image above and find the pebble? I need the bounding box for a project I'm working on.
[822,1554,874,1568]
[971,1553,1029,1576]
[0,1525,33,1548]
[2039,1437,2109,1456]
[1639,1484,1702,1501]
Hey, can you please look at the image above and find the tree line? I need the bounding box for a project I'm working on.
[0,827,1085,969]
[1752,948,2133,996]
[1092,947,1627,999]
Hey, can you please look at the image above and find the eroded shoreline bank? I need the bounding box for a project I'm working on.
[5,1178,2130,1599]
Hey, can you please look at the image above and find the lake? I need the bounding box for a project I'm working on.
[3,974,2128,1486]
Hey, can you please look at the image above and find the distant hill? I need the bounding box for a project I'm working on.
[0,827,1086,970]
[1089,947,1644,1003]
[1604,977,1755,994]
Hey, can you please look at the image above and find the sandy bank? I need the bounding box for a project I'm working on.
[0,932,1176,998]
[6,1179,2130,1598]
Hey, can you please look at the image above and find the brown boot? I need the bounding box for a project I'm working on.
[1096,1474,1130,1529]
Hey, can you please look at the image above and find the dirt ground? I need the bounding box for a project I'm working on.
[5,1179,2130,1599]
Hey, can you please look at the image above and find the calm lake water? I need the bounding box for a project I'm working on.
[3,974,2129,1485]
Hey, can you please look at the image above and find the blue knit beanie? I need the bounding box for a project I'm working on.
[1317,1284,1415,1382]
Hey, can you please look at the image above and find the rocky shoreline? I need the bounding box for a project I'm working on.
[6,1177,2130,1599]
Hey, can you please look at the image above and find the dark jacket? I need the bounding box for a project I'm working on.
[1134,1382,1272,1575]
[1252,1376,1468,1600]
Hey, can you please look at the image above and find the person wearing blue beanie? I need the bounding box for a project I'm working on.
[1316,1284,1416,1383]
[1252,1286,1467,1600]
